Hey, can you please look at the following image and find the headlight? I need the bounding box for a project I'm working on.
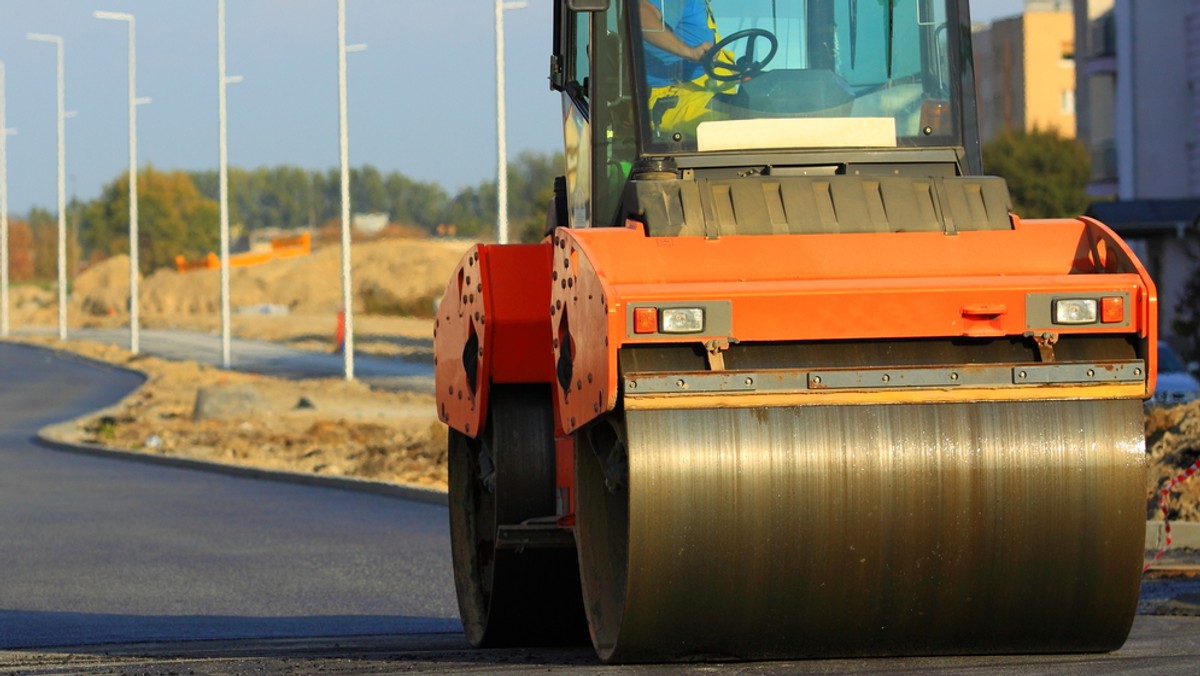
[1054,299,1098,325]
[660,308,705,334]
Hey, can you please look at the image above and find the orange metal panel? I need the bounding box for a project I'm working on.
[550,230,612,434]
[434,243,555,438]
[434,246,489,437]
[550,219,1157,434]
[485,244,555,384]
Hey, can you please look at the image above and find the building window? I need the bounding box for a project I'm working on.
[1061,40,1075,67]
[1061,89,1076,115]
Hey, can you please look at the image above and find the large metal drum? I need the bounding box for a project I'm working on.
[575,399,1146,662]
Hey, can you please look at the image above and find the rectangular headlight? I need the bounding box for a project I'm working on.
[660,308,704,333]
[1054,299,1098,324]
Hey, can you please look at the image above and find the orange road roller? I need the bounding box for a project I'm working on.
[435,0,1157,662]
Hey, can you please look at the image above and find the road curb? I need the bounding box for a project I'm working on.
[36,423,449,507]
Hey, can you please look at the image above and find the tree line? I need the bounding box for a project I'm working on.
[6,128,1095,282]
[5,151,562,279]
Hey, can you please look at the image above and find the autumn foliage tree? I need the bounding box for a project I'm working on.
[5,219,34,281]
[81,167,219,275]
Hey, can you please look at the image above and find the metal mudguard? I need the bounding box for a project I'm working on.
[434,243,555,438]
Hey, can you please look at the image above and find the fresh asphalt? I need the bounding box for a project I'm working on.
[0,341,458,649]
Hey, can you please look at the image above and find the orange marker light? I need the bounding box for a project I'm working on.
[633,307,658,334]
[1101,296,1125,324]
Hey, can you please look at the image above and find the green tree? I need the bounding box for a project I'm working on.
[173,153,563,240]
[982,127,1090,219]
[507,151,562,241]
[384,172,449,230]
[81,167,219,274]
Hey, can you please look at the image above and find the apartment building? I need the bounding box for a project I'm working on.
[973,0,1076,143]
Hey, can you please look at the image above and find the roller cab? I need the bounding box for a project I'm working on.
[435,0,1158,662]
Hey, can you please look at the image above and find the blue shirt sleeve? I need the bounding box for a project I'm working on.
[643,0,714,87]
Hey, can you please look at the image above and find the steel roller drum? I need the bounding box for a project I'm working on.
[575,399,1146,662]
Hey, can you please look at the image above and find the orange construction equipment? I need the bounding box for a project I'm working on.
[175,232,311,273]
[435,0,1157,663]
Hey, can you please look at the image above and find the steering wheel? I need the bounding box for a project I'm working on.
[703,28,779,82]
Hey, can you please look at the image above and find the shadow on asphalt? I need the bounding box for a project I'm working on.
[0,609,462,651]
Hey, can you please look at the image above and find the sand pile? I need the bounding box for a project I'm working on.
[9,236,473,328]
[75,254,135,317]
[8,285,55,325]
[138,237,471,319]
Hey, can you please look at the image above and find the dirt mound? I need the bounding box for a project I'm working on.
[9,236,473,328]
[75,254,134,317]
[134,237,472,319]
[1146,402,1200,521]
[9,285,55,325]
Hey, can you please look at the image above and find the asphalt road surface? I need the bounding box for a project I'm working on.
[3,340,1200,674]
[0,342,457,647]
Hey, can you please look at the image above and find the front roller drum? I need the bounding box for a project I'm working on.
[575,399,1146,662]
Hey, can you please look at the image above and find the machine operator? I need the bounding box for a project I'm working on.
[639,0,731,138]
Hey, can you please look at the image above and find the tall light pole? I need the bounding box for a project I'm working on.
[28,33,68,341]
[495,0,527,245]
[94,10,149,355]
[0,62,10,338]
[338,0,366,380]
[218,0,243,370]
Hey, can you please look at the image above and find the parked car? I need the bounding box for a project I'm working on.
[1151,341,1200,407]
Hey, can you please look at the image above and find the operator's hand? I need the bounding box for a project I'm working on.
[686,41,713,62]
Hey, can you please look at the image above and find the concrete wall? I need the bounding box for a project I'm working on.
[1116,0,1190,201]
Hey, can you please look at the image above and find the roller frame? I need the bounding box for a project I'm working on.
[549,217,1158,435]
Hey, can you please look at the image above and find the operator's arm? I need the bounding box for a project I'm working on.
[640,0,711,62]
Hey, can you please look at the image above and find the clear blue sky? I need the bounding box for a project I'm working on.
[0,0,1025,216]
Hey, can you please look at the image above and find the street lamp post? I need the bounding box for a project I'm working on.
[27,32,68,342]
[0,61,10,338]
[495,0,527,245]
[217,0,243,370]
[338,0,366,380]
[94,10,149,355]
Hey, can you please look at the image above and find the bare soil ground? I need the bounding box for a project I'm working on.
[20,334,449,489]
[9,236,1200,519]
[1146,403,1200,523]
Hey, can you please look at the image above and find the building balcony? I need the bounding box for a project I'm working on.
[1083,55,1116,76]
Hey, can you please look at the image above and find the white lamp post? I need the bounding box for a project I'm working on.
[338,0,366,380]
[495,0,527,245]
[94,10,150,355]
[218,0,243,370]
[27,32,69,342]
[0,62,11,338]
